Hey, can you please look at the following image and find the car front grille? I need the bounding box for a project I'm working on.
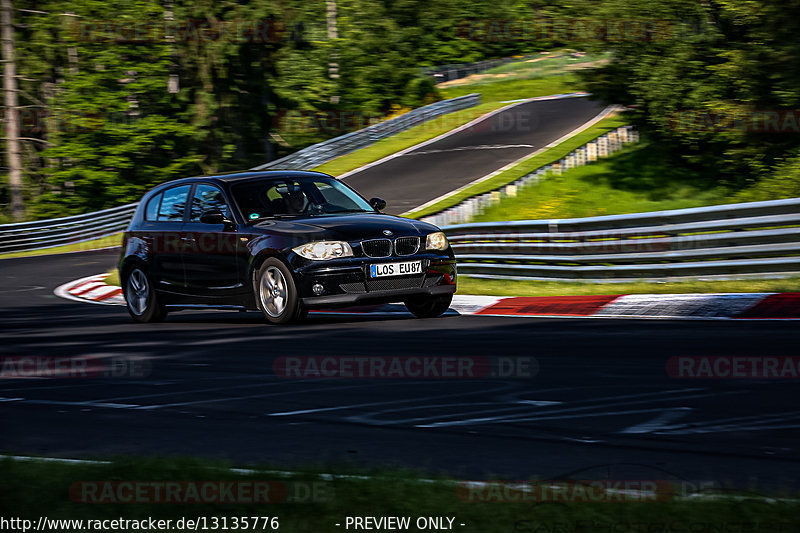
[361,236,422,257]
[361,239,392,258]
[366,276,425,292]
[394,236,420,256]
[339,282,367,294]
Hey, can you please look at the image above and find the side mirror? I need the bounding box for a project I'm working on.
[369,197,386,211]
[199,209,231,225]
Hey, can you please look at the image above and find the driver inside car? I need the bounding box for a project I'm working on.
[283,189,307,214]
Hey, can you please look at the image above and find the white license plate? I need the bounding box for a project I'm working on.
[369,261,422,278]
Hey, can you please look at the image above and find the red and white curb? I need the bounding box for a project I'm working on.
[54,274,800,319]
[470,293,800,320]
[54,274,125,306]
[53,274,500,316]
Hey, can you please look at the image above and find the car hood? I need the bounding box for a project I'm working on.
[249,213,439,240]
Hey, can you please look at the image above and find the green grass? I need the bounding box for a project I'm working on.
[481,51,611,77]
[105,268,120,286]
[1,456,797,533]
[406,115,630,219]
[437,51,608,103]
[458,275,800,297]
[0,233,123,260]
[470,136,731,222]
[439,73,582,103]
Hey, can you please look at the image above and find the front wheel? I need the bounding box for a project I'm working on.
[405,293,453,319]
[124,266,167,323]
[256,258,306,324]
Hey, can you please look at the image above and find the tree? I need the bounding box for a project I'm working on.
[2,0,23,219]
[576,0,800,188]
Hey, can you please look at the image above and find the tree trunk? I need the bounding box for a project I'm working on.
[2,0,22,220]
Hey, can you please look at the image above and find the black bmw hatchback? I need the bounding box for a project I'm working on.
[119,170,457,323]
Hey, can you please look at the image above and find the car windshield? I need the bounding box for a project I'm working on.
[230,175,375,222]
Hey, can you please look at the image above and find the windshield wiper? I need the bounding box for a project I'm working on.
[324,208,371,214]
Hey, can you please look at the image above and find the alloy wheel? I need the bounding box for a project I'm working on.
[260,265,288,317]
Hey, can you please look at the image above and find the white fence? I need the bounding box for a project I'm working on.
[421,125,639,227]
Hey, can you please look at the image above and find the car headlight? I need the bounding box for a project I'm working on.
[425,231,449,250]
[292,241,354,261]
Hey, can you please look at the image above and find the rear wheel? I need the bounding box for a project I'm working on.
[124,266,167,323]
[405,293,453,319]
[256,258,306,324]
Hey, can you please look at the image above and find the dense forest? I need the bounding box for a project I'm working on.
[1,0,799,221]
[1,0,553,220]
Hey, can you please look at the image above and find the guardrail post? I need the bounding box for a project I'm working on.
[587,141,598,161]
[575,146,587,167]
[597,135,609,157]
[608,130,620,152]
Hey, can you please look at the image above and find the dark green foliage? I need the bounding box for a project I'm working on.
[1,0,539,220]
[6,0,799,221]
[576,0,800,191]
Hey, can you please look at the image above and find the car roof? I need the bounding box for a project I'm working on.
[152,170,333,191]
[207,170,332,183]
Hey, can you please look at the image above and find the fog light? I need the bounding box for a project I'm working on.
[312,282,325,296]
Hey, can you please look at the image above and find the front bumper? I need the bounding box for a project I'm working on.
[291,254,457,308]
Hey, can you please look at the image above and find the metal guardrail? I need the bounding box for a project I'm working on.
[0,203,137,254]
[421,54,562,84]
[442,198,800,282]
[1,94,481,254]
[420,123,638,227]
[422,58,516,84]
[253,93,481,171]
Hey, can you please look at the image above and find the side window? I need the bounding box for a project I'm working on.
[190,184,230,221]
[157,185,191,222]
[145,193,162,221]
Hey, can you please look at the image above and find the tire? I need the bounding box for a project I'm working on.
[124,266,167,323]
[405,293,453,319]
[255,258,306,324]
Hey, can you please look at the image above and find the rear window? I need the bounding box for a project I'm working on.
[144,193,162,221]
[158,185,191,222]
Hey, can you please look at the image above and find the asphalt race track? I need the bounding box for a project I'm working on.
[342,96,607,213]
[2,250,800,491]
